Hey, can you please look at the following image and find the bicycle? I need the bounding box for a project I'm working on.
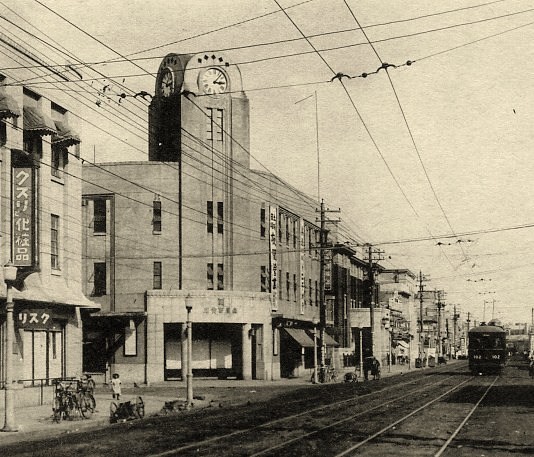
[53,379,95,422]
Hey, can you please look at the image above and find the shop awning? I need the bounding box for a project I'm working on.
[52,120,81,149]
[0,91,20,119]
[284,328,315,348]
[12,272,100,310]
[322,332,340,347]
[23,106,57,135]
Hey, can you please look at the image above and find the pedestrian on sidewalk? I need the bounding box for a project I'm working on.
[111,373,122,401]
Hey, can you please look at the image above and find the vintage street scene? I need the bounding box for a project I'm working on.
[0,1,534,455]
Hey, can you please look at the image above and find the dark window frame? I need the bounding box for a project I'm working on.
[153,201,162,232]
[93,199,106,234]
[51,214,59,270]
[93,262,106,296]
[207,201,213,233]
[153,261,162,289]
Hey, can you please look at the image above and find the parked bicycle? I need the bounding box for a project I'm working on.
[53,379,95,422]
[311,366,338,383]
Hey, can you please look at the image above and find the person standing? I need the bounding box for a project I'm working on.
[111,373,122,401]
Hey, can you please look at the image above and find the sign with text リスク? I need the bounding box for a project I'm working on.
[17,309,57,330]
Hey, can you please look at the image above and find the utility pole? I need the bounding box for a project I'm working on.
[418,271,429,366]
[436,290,446,358]
[453,304,458,358]
[316,199,340,380]
[366,245,384,357]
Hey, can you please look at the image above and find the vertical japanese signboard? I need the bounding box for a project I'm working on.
[269,206,278,311]
[13,167,33,267]
[324,246,332,291]
[299,219,305,314]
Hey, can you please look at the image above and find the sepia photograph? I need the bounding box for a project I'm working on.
[1,1,533,455]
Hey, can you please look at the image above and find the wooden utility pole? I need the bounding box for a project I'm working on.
[316,199,340,380]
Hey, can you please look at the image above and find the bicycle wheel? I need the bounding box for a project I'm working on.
[135,396,145,419]
[110,401,119,423]
[53,397,62,423]
[86,393,96,412]
[79,395,93,419]
[64,395,75,420]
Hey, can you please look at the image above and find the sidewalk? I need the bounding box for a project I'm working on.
[0,360,436,446]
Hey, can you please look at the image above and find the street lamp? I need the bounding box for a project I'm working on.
[185,295,193,409]
[2,261,18,433]
[312,317,319,384]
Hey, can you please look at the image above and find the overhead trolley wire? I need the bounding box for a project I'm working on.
[341,1,464,269]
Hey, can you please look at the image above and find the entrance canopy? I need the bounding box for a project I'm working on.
[284,328,315,348]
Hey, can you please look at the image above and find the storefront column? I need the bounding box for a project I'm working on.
[180,323,187,382]
[242,323,252,380]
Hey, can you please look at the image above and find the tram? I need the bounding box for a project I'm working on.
[468,320,506,374]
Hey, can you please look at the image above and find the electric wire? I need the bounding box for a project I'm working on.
[341,1,464,269]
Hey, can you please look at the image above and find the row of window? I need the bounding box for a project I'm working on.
[92,199,162,234]
[259,207,320,256]
[92,261,163,297]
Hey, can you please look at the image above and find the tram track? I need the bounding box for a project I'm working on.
[147,364,467,457]
[334,375,499,457]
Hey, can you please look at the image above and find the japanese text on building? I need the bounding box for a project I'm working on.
[13,167,33,267]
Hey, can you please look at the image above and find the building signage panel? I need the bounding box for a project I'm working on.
[269,206,278,311]
[17,308,57,330]
[299,218,305,314]
[324,247,332,291]
[13,166,33,267]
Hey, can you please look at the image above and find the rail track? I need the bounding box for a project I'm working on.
[147,363,468,457]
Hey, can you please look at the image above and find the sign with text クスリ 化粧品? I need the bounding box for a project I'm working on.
[13,167,33,267]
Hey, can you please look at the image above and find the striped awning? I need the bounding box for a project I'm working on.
[0,91,20,119]
[284,328,315,348]
[52,120,80,148]
[23,105,57,136]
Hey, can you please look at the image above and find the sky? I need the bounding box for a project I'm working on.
[3,0,534,325]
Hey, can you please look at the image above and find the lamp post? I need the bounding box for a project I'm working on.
[185,295,193,409]
[312,317,319,384]
[2,261,18,433]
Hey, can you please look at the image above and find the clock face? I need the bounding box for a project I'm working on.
[160,69,174,97]
[201,68,228,95]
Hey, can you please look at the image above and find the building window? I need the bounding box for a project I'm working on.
[309,278,313,306]
[260,265,268,292]
[279,269,283,299]
[293,273,297,302]
[260,206,266,239]
[93,262,106,296]
[286,272,290,300]
[315,230,320,258]
[207,108,224,142]
[293,220,297,248]
[153,261,162,289]
[51,147,64,178]
[315,280,319,306]
[51,214,59,270]
[51,332,57,359]
[0,121,6,146]
[217,201,224,234]
[207,263,214,290]
[93,199,106,233]
[278,213,282,242]
[23,134,42,156]
[217,263,224,290]
[285,217,290,246]
[207,201,213,233]
[153,201,162,232]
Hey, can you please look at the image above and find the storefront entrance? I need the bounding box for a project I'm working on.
[22,329,64,384]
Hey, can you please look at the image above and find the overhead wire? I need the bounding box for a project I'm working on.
[5,2,534,87]
[341,0,463,269]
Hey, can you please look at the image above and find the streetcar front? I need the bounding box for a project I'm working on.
[468,325,506,374]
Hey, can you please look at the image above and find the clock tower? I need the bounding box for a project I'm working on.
[148,52,249,167]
